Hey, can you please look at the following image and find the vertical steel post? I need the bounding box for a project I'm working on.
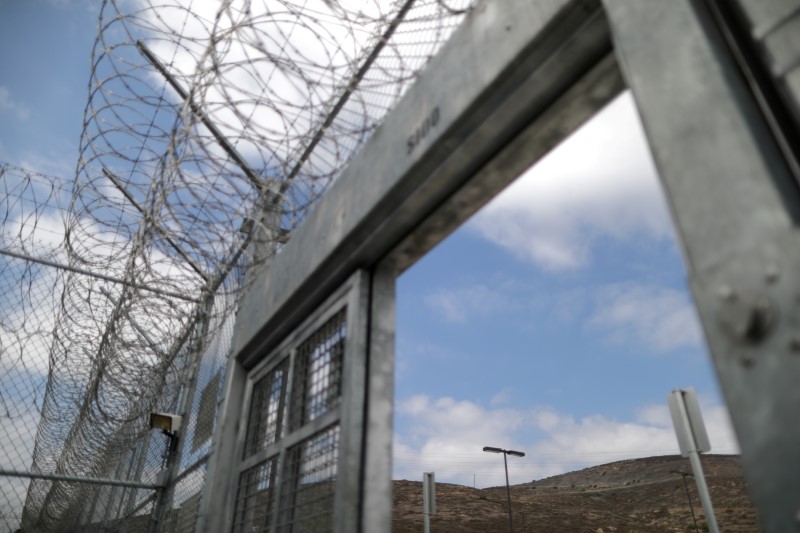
[674,472,700,531]
[604,0,800,529]
[423,474,432,533]
[195,200,281,533]
[673,392,719,533]
[484,447,523,533]
[362,260,398,533]
[503,453,513,533]
[124,434,153,521]
[684,475,698,530]
[686,451,718,533]
[150,296,215,533]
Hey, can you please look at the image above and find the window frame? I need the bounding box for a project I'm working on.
[228,270,370,533]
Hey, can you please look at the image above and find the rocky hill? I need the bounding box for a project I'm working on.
[393,455,760,532]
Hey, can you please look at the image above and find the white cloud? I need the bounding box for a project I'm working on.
[587,282,703,353]
[5,150,77,181]
[0,86,30,120]
[394,393,738,487]
[490,388,512,407]
[0,214,65,380]
[532,407,560,431]
[132,0,393,169]
[0,404,41,532]
[395,394,529,485]
[529,414,674,461]
[424,283,508,323]
[420,278,701,355]
[470,91,673,271]
[533,401,740,462]
[2,211,68,259]
[635,403,673,427]
[399,395,525,438]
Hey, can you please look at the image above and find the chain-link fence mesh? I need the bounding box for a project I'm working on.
[1,0,476,530]
[1,164,72,532]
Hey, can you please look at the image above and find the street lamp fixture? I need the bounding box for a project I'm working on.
[483,446,525,532]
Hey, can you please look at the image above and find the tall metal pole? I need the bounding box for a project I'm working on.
[150,294,215,533]
[503,452,513,533]
[682,473,699,531]
[672,470,699,531]
[484,447,523,533]
[686,449,718,533]
[423,472,435,533]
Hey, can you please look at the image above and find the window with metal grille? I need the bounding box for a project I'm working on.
[233,457,278,533]
[232,300,355,533]
[290,309,347,431]
[276,426,340,533]
[244,360,289,458]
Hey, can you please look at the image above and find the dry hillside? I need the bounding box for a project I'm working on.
[393,455,760,532]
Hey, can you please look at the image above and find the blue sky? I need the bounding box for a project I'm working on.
[0,1,99,176]
[392,92,738,486]
[0,0,738,492]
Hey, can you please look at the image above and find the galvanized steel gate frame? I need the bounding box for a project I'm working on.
[200,0,800,531]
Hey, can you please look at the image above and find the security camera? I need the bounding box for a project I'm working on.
[149,412,182,433]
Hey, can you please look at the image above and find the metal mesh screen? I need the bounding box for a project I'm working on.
[277,426,340,533]
[1,164,70,532]
[193,372,221,453]
[151,305,234,531]
[290,309,347,431]
[0,477,31,533]
[234,300,352,533]
[233,457,279,533]
[163,463,208,533]
[114,499,156,533]
[245,361,290,458]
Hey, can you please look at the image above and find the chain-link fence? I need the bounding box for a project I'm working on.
[1,164,71,532]
[1,0,476,530]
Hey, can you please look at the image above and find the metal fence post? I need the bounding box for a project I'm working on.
[150,296,215,532]
[122,433,154,525]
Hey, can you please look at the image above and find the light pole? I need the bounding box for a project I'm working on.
[483,446,525,533]
[671,469,699,531]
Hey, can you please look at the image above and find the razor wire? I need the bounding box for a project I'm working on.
[0,0,477,530]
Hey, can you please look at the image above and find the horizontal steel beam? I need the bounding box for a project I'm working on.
[235,0,617,365]
[0,246,201,303]
[0,469,163,490]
